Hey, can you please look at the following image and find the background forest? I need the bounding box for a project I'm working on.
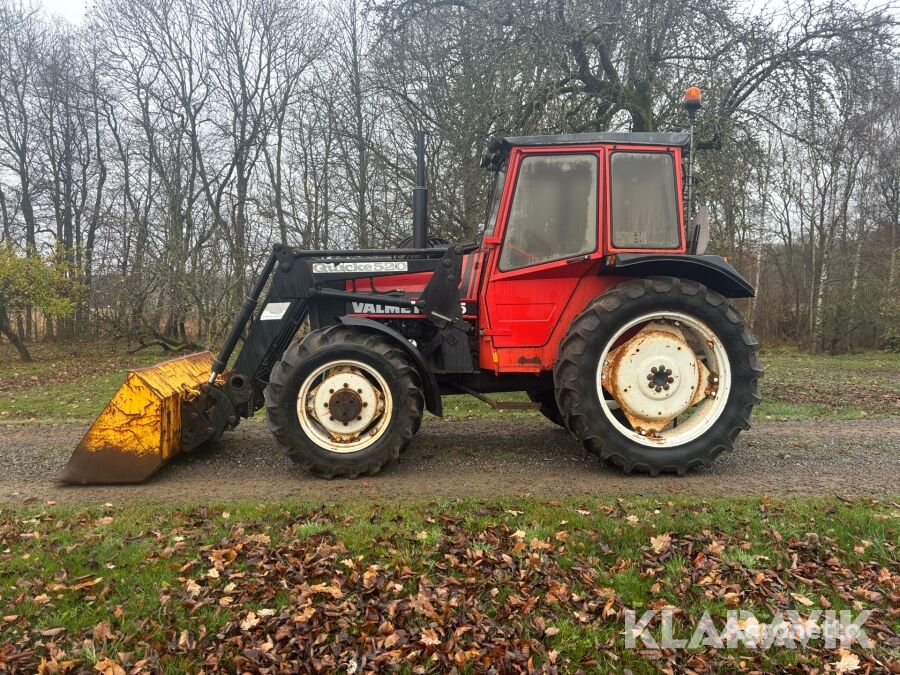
[0,0,897,358]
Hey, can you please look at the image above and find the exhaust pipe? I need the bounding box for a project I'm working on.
[412,130,428,248]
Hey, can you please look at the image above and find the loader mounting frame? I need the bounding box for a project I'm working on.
[199,242,479,443]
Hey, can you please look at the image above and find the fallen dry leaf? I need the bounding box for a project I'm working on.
[650,533,671,555]
[94,658,125,675]
[240,611,260,631]
[420,628,441,646]
[833,650,860,673]
[790,592,814,607]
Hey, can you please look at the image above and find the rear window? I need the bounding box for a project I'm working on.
[610,152,680,249]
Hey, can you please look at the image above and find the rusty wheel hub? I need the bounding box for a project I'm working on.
[647,365,674,392]
[599,313,729,443]
[328,386,363,424]
[297,361,390,453]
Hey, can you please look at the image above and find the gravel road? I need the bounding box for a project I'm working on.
[1,417,898,505]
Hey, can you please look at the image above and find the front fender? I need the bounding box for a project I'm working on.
[336,316,443,417]
[599,254,754,298]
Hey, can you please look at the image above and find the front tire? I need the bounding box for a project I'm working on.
[554,277,762,476]
[265,326,424,478]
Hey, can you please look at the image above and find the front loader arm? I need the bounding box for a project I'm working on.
[59,242,474,485]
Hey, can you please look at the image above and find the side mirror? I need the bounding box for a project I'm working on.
[688,206,710,255]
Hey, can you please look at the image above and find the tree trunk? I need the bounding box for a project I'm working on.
[749,163,770,329]
[0,308,32,361]
[811,249,830,355]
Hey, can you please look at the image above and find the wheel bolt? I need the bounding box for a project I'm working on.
[324,402,329,408]
[357,416,362,420]
[329,416,334,421]
[343,421,348,426]
[329,389,334,394]
[667,377,674,383]
[343,382,349,388]
[651,367,658,373]
[357,388,362,393]
[363,402,368,407]
[655,386,662,392]
[647,374,653,380]
[663,384,670,390]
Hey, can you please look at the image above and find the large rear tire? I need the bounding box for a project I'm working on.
[554,277,762,476]
[265,326,424,478]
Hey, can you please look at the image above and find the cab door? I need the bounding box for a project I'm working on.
[480,147,603,370]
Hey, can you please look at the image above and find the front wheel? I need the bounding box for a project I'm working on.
[265,326,424,478]
[554,277,762,475]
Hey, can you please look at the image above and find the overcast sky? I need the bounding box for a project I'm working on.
[39,0,87,24]
[36,0,895,26]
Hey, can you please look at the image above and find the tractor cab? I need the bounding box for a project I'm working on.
[473,133,721,374]
[480,132,688,258]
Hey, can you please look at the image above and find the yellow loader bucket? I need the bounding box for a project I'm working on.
[58,352,215,484]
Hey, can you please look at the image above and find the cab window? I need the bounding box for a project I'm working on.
[499,153,598,271]
[483,166,506,237]
[610,152,679,249]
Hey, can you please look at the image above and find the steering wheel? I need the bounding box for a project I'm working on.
[503,228,554,267]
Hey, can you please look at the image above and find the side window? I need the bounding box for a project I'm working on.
[483,166,507,237]
[499,154,598,271]
[610,152,680,248]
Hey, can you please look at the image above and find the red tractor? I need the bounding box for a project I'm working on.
[60,124,762,484]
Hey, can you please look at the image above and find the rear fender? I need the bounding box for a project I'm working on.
[336,316,443,417]
[600,254,754,298]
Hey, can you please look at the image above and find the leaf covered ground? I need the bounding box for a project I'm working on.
[1,497,897,673]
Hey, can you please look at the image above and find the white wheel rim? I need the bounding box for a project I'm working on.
[297,359,393,454]
[596,311,731,448]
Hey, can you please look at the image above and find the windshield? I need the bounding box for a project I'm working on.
[483,166,507,237]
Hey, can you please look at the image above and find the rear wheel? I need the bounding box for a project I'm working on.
[554,277,762,475]
[265,326,424,478]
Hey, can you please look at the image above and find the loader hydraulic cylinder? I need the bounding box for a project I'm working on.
[209,249,279,383]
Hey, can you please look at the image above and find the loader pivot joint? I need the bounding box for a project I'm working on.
[181,383,238,452]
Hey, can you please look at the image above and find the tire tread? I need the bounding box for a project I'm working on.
[554,277,763,475]
[264,327,424,478]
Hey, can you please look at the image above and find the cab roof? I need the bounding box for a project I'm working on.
[502,132,690,150]
[480,132,689,169]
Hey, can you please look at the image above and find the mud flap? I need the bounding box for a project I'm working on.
[58,352,217,484]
